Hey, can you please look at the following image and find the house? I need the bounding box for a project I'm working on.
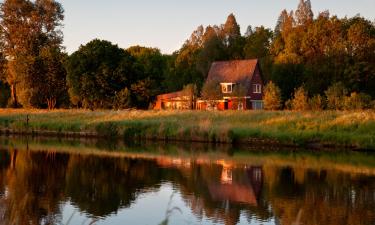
[197,59,264,110]
[153,89,195,110]
[154,59,264,110]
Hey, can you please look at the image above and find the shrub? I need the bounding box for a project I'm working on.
[309,94,324,111]
[343,92,372,110]
[114,88,132,109]
[325,82,348,110]
[264,81,282,110]
[291,86,309,111]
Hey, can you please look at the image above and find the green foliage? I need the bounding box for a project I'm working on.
[243,26,273,59]
[271,2,375,105]
[66,39,134,109]
[264,81,282,110]
[130,78,154,109]
[291,86,309,111]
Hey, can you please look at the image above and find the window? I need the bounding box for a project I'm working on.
[252,101,263,110]
[221,83,234,94]
[253,84,262,93]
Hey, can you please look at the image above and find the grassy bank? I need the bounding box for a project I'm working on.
[0,109,375,149]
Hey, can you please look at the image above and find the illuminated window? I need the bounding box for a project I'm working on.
[221,83,234,94]
[253,84,262,93]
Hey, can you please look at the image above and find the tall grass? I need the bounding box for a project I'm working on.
[0,109,375,149]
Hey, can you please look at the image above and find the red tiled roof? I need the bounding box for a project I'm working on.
[206,59,258,85]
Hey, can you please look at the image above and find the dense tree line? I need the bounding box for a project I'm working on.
[0,0,374,110]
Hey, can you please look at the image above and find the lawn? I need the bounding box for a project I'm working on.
[0,109,375,149]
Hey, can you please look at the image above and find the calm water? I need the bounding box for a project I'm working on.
[0,138,374,225]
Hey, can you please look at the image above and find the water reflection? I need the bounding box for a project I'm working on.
[0,139,374,225]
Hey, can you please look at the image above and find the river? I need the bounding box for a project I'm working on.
[0,137,374,225]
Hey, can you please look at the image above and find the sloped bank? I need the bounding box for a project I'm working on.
[0,109,374,150]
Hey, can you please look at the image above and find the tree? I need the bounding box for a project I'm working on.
[222,13,241,45]
[291,86,309,111]
[196,26,226,81]
[264,81,282,110]
[127,46,168,107]
[66,39,135,109]
[222,13,243,59]
[39,47,69,109]
[274,10,290,37]
[201,80,222,109]
[295,0,314,26]
[130,78,154,109]
[0,0,65,108]
[243,26,273,59]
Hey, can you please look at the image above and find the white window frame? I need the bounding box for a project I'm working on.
[253,84,262,94]
[221,83,234,94]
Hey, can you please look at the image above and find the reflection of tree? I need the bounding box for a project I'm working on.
[65,155,168,217]
[1,150,69,225]
[264,166,375,225]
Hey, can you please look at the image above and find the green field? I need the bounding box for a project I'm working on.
[0,109,375,150]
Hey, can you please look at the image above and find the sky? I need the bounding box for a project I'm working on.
[60,0,375,54]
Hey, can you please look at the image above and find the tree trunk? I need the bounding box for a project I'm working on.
[47,97,57,110]
[10,84,18,108]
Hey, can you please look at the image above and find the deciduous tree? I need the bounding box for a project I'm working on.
[264,81,282,110]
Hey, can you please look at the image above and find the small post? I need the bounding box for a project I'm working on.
[26,114,29,132]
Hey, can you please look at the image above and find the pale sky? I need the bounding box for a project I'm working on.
[59,0,375,54]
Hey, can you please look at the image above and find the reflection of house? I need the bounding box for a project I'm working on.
[209,166,264,206]
[221,165,233,184]
[154,59,264,110]
[197,59,264,110]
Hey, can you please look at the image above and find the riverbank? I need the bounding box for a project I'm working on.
[0,109,375,150]
[1,137,375,175]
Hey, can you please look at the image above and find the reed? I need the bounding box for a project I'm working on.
[0,109,374,149]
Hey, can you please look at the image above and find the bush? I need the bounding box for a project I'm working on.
[325,82,348,110]
[291,86,309,111]
[264,81,282,110]
[343,92,372,110]
[309,95,324,111]
[114,88,132,109]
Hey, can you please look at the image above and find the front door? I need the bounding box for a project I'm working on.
[224,101,229,110]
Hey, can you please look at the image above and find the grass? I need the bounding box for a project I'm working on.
[0,109,375,149]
